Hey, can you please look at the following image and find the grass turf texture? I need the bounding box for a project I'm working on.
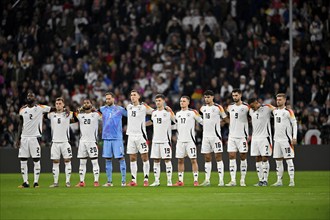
[1,171,329,220]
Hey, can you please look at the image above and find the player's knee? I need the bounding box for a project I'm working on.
[261,156,268,162]
[178,158,184,164]
[255,155,262,162]
[130,154,137,162]
[240,153,247,160]
[204,154,212,162]
[215,153,222,161]
[141,153,148,162]
[190,158,197,164]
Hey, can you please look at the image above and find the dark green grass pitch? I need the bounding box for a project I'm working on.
[1,171,329,219]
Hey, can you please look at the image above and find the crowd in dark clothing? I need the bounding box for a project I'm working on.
[0,0,329,147]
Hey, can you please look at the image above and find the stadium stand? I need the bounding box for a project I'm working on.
[0,0,329,148]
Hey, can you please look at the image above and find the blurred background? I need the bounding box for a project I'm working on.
[0,0,329,150]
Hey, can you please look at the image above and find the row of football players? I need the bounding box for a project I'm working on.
[16,89,297,188]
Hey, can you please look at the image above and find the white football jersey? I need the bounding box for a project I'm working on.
[176,109,203,142]
[249,104,274,138]
[273,108,297,141]
[200,104,227,138]
[76,112,102,142]
[48,111,73,142]
[126,103,153,137]
[19,104,51,137]
[151,109,174,143]
[227,102,250,138]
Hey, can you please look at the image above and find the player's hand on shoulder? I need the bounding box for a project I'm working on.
[165,106,172,112]
[15,139,20,149]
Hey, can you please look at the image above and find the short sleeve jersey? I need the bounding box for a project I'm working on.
[76,112,102,142]
[151,109,173,143]
[19,104,51,137]
[200,104,227,138]
[176,109,202,142]
[227,102,250,138]
[273,108,297,141]
[249,104,274,138]
[48,111,73,142]
[126,103,153,137]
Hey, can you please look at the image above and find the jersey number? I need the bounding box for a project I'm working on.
[29,114,33,120]
[205,113,210,119]
[156,118,162,124]
[276,117,281,123]
[131,111,136,117]
[84,119,91,124]
[89,147,97,153]
[180,118,186,124]
[256,113,259,119]
[215,142,222,150]
[235,113,238,119]
[164,147,170,154]
[57,118,61,124]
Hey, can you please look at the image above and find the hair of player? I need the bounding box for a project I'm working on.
[105,92,115,97]
[203,90,214,96]
[232,88,242,94]
[181,95,190,101]
[155,94,165,100]
[27,90,35,96]
[247,98,257,104]
[55,97,65,103]
[276,93,287,99]
[130,90,140,96]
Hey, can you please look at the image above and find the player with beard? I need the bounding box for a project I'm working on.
[16,92,52,188]
[272,93,297,187]
[74,98,102,187]
[226,89,250,187]
[99,92,127,187]
[248,98,275,186]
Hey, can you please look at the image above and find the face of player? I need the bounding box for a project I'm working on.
[83,100,92,110]
[250,101,260,111]
[155,98,164,109]
[232,92,241,103]
[105,94,114,106]
[26,93,35,105]
[276,96,286,108]
[204,95,213,105]
[55,100,65,112]
[130,92,140,104]
[180,97,189,109]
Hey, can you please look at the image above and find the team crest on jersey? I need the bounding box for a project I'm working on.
[82,116,85,118]
[128,106,133,110]
[203,109,206,112]
[178,115,181,118]
[241,109,245,112]
[163,113,167,117]
[138,106,141,110]
[53,115,57,118]
[187,113,191,117]
[231,109,235,112]
[24,111,28,114]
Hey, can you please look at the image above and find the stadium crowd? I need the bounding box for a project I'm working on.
[0,0,329,148]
